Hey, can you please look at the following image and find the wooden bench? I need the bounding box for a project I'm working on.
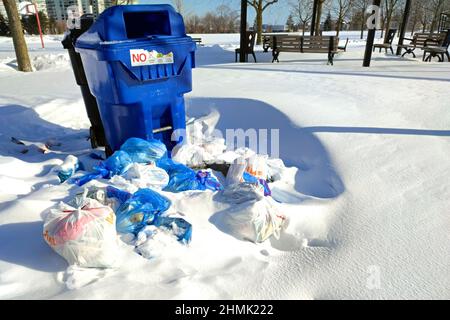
[191,37,203,46]
[271,35,340,65]
[373,29,397,54]
[398,32,446,58]
[423,30,450,62]
[338,38,349,52]
[262,33,290,52]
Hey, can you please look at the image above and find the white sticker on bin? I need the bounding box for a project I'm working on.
[130,49,174,67]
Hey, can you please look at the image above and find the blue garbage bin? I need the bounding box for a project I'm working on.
[75,5,196,154]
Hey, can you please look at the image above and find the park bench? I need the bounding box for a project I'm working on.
[235,31,257,62]
[397,32,446,58]
[262,33,290,52]
[423,30,450,62]
[271,35,340,65]
[338,38,349,52]
[191,37,203,46]
[373,29,397,54]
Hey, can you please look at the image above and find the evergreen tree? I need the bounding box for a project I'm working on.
[286,14,295,32]
[37,11,48,34]
[48,16,56,34]
[323,11,333,31]
[21,11,48,35]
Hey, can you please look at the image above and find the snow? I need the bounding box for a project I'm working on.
[0,32,449,299]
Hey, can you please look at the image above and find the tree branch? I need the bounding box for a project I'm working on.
[247,0,257,9]
[262,0,279,11]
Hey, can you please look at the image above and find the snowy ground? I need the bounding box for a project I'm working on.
[0,32,449,299]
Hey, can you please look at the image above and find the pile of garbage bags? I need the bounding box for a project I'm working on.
[46,113,288,268]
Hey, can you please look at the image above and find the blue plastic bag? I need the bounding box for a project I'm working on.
[196,171,224,191]
[243,171,271,196]
[153,216,192,244]
[106,186,133,205]
[115,188,171,235]
[120,137,167,164]
[70,151,132,186]
[157,158,223,193]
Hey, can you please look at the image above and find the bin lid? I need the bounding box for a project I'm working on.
[75,4,189,50]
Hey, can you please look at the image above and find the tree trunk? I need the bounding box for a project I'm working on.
[315,1,323,36]
[360,8,365,39]
[410,20,416,36]
[256,5,263,45]
[336,17,342,37]
[384,15,392,42]
[2,0,32,72]
[303,22,306,36]
[430,15,438,33]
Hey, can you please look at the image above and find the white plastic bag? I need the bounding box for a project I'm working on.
[121,163,169,190]
[225,157,247,186]
[171,144,212,167]
[224,196,285,243]
[266,158,286,182]
[220,182,265,204]
[246,154,268,180]
[43,199,119,268]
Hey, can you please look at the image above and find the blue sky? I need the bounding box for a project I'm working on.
[138,0,292,25]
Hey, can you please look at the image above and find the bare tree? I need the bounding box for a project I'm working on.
[2,0,32,72]
[383,0,401,42]
[173,0,184,16]
[333,0,354,37]
[215,5,239,33]
[290,0,313,35]
[247,0,279,45]
[354,0,370,39]
[428,0,447,32]
[408,1,422,35]
[314,0,326,35]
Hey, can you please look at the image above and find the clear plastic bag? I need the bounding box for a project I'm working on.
[43,199,118,268]
[224,197,285,243]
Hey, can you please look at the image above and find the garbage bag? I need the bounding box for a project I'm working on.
[115,188,171,235]
[225,158,247,186]
[153,216,192,244]
[55,155,80,183]
[243,172,271,197]
[246,154,268,180]
[120,137,167,163]
[69,186,109,208]
[220,183,265,205]
[157,158,222,193]
[223,196,285,243]
[196,170,223,191]
[70,151,133,186]
[121,163,169,190]
[106,186,133,206]
[43,199,118,268]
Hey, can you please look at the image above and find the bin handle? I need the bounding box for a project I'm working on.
[118,61,180,83]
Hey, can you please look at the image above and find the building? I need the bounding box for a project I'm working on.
[0,0,113,23]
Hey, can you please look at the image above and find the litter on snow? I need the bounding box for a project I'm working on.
[44,112,289,270]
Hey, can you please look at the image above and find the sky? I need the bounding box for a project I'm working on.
[138,0,293,25]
